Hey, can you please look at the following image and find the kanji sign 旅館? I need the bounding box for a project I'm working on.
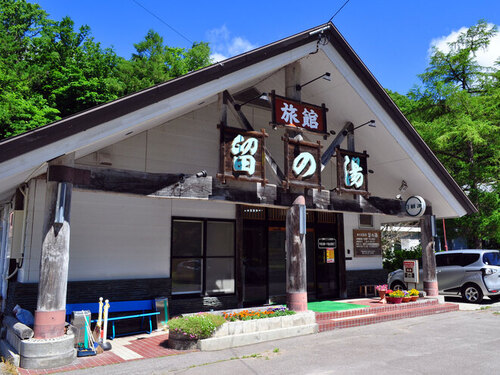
[271,93,327,134]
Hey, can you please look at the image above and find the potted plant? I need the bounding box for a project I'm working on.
[375,284,388,303]
[385,289,394,303]
[388,290,404,304]
[402,291,411,303]
[167,313,226,350]
[409,288,419,301]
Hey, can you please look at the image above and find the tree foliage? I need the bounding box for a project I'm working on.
[389,20,500,248]
[0,0,211,138]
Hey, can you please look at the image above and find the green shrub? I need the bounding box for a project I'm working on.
[167,313,226,340]
[383,246,422,272]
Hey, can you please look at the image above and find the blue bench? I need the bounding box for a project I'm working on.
[66,299,160,339]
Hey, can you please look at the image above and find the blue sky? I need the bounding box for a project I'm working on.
[30,0,500,94]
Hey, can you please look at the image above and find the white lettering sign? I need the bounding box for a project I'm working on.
[280,103,299,124]
[231,134,258,175]
[302,108,319,129]
[344,155,363,188]
[292,152,316,178]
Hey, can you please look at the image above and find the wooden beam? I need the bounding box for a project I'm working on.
[73,166,413,216]
[75,167,212,199]
[222,90,286,182]
[421,212,438,297]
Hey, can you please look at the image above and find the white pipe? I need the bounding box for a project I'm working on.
[102,299,110,344]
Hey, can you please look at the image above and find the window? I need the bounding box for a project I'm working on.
[462,253,480,266]
[483,252,500,266]
[359,214,373,227]
[171,219,235,296]
[436,253,462,267]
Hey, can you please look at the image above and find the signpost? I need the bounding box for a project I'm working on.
[353,229,381,257]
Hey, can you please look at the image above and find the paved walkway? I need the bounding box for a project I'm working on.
[14,296,499,374]
[17,331,190,375]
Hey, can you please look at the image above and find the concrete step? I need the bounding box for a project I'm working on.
[316,302,458,332]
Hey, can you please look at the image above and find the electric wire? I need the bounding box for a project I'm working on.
[131,0,193,44]
[328,0,352,22]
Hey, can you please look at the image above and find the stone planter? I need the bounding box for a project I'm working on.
[167,331,199,350]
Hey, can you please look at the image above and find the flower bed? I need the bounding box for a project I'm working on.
[223,307,295,321]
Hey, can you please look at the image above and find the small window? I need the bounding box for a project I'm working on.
[359,214,373,227]
[462,253,480,267]
[483,252,500,266]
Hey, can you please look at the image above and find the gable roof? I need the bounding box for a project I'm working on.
[0,22,476,215]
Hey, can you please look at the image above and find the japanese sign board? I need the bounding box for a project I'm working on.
[318,238,337,249]
[403,260,419,283]
[336,148,369,196]
[325,249,335,263]
[282,135,322,189]
[218,126,268,185]
[271,93,327,134]
[353,229,381,257]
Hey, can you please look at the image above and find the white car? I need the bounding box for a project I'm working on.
[387,249,500,303]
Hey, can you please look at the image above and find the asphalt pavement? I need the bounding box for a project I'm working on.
[58,300,500,375]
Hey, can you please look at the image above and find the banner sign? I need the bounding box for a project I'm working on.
[353,229,381,257]
[218,126,268,185]
[336,148,369,196]
[271,93,327,134]
[282,135,322,189]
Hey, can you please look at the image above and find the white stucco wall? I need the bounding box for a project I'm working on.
[18,179,235,282]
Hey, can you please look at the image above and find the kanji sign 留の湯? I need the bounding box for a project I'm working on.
[336,148,369,196]
[218,126,268,185]
[282,135,322,189]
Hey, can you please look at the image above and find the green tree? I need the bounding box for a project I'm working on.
[116,29,211,95]
[390,20,500,248]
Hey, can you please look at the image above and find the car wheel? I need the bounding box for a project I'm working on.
[461,284,483,303]
[390,281,406,291]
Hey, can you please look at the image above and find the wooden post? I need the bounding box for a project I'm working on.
[33,154,74,339]
[286,196,308,311]
[420,213,438,297]
[235,205,244,308]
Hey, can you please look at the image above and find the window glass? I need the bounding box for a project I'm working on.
[359,214,373,227]
[205,258,235,294]
[172,220,203,257]
[436,253,462,267]
[462,253,480,266]
[172,258,202,294]
[206,221,234,256]
[483,252,500,266]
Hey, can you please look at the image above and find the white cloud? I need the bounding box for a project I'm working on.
[429,24,500,68]
[207,25,257,63]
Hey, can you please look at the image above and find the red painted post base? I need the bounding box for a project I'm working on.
[287,292,308,312]
[424,281,439,297]
[33,310,66,339]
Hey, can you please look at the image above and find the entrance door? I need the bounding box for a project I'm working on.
[242,221,267,305]
[315,224,339,299]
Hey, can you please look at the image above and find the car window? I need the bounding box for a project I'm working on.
[436,253,462,267]
[483,252,500,266]
[462,253,480,266]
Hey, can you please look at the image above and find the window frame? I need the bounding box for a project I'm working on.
[171,217,236,297]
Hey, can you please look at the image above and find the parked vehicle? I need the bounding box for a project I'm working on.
[387,249,500,303]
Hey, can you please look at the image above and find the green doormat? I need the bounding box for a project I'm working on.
[306,301,368,312]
